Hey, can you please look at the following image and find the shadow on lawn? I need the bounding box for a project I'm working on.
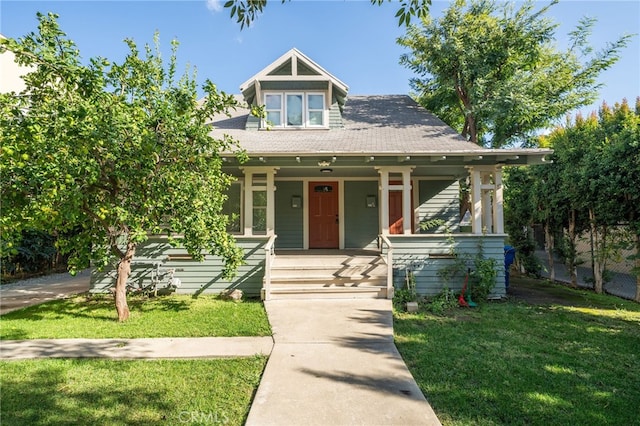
[0,361,173,425]
[3,295,191,321]
[394,300,640,425]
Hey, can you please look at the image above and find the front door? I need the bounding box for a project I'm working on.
[389,183,414,234]
[389,191,404,234]
[309,182,339,248]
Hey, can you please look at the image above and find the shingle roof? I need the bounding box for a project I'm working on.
[208,95,485,155]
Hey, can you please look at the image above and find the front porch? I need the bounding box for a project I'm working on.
[261,233,507,301]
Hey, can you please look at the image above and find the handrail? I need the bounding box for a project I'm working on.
[263,234,277,301]
[378,234,394,299]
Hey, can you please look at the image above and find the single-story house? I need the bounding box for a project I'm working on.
[91,48,552,300]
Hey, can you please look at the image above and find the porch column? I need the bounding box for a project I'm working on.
[493,167,504,234]
[266,169,276,234]
[379,169,390,235]
[482,173,493,234]
[402,169,412,234]
[470,167,483,234]
[376,166,415,235]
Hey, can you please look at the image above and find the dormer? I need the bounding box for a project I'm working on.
[240,48,349,130]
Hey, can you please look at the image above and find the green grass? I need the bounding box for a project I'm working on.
[394,277,640,426]
[0,357,267,426]
[0,295,271,339]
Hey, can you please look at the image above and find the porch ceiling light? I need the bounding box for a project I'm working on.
[320,168,333,173]
[318,160,331,167]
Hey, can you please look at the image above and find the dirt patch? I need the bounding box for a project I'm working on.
[507,274,593,307]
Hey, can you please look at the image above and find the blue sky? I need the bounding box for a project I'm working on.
[1,0,638,118]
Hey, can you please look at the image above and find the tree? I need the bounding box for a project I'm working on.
[596,99,640,301]
[503,166,540,276]
[223,0,431,29]
[0,13,245,321]
[397,0,632,147]
[505,98,640,298]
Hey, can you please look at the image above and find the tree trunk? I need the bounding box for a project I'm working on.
[466,114,478,145]
[544,221,555,281]
[589,209,603,294]
[115,242,136,322]
[635,232,640,303]
[567,210,578,288]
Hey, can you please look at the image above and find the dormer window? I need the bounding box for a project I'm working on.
[263,92,326,128]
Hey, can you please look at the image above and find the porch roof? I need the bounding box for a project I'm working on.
[208,95,552,164]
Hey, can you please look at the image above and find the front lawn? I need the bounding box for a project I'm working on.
[0,357,267,426]
[0,295,271,339]
[395,277,640,425]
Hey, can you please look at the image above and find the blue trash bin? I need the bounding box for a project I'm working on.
[504,245,516,290]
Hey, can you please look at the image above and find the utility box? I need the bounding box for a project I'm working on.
[504,245,516,290]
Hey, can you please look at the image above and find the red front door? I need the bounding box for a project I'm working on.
[309,182,339,248]
[389,191,404,234]
[389,183,414,234]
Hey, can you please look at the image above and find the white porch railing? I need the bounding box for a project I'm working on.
[262,234,278,301]
[379,234,394,299]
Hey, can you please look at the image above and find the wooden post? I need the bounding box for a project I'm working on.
[471,168,482,234]
[402,170,412,234]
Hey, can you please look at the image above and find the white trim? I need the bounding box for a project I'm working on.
[239,48,349,94]
[379,170,390,235]
[276,176,378,182]
[338,180,345,249]
[482,173,493,233]
[467,165,505,235]
[266,170,276,234]
[375,166,414,236]
[494,168,504,233]
[471,168,483,234]
[306,93,326,128]
[243,170,253,235]
[302,180,309,249]
[412,177,420,233]
[402,171,412,234]
[224,181,244,235]
[262,91,327,129]
[241,167,279,236]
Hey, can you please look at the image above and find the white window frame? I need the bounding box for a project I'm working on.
[264,93,283,129]
[262,92,326,129]
[223,181,243,235]
[285,93,304,127]
[306,93,325,127]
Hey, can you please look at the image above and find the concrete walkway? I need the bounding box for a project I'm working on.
[0,337,274,360]
[0,270,91,315]
[246,299,442,426]
[1,273,441,425]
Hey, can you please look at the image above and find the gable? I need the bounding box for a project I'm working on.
[240,48,348,112]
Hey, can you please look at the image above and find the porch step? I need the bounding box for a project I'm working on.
[265,251,389,300]
[268,285,388,300]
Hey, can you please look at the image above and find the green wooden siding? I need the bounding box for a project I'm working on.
[275,181,304,249]
[344,181,379,249]
[387,234,506,298]
[328,100,343,128]
[90,237,268,297]
[417,179,460,233]
[261,81,328,91]
[245,114,260,130]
